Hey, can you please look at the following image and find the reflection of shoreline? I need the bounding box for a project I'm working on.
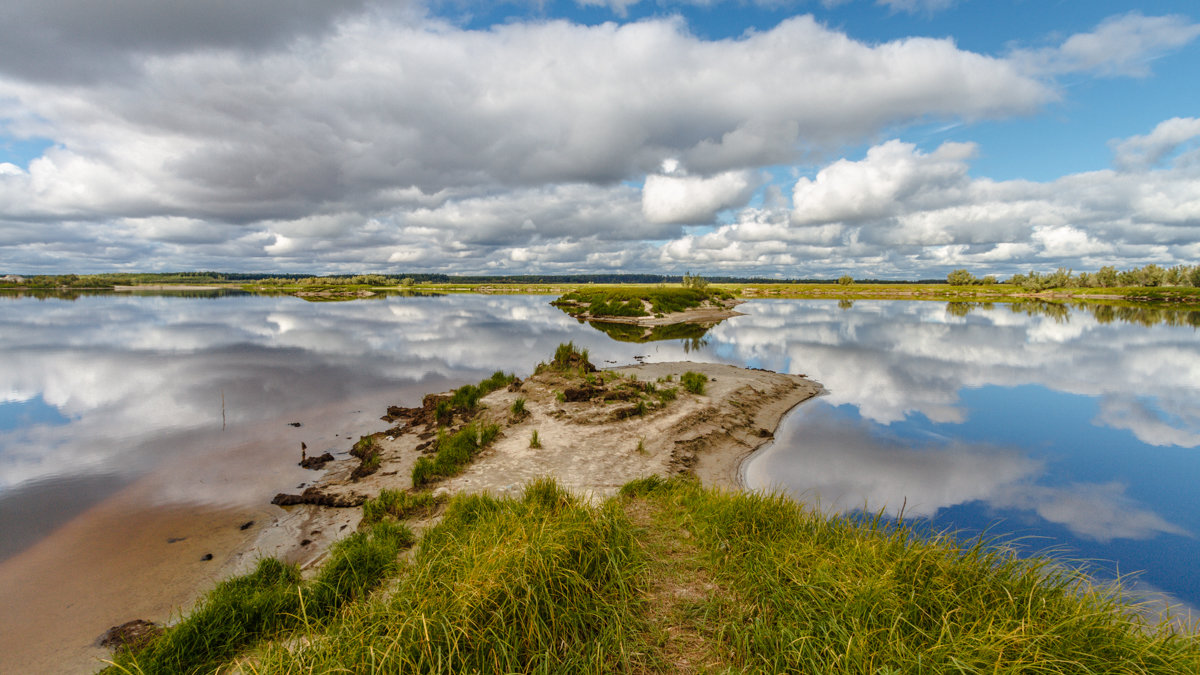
[586,319,716,344]
[945,299,1200,328]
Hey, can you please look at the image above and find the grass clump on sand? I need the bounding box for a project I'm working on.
[104,521,412,674]
[680,370,707,395]
[535,340,596,375]
[108,477,1200,674]
[361,488,446,525]
[411,420,502,487]
[446,370,518,413]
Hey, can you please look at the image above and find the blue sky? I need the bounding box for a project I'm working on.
[1,0,1198,277]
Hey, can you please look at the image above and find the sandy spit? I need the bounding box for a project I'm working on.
[230,361,821,579]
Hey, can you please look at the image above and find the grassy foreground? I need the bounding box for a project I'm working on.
[103,477,1198,674]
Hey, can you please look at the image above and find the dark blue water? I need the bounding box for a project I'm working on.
[741,299,1200,614]
[1,292,1197,613]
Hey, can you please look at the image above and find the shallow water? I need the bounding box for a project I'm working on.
[0,293,1197,670]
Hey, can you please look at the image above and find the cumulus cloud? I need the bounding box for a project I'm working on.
[1111,117,1200,171]
[0,12,1050,270]
[791,140,977,226]
[659,123,1200,276]
[1011,12,1200,78]
[642,170,758,224]
[0,0,408,83]
[0,7,1197,275]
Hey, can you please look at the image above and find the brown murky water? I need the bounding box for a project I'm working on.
[0,396,393,673]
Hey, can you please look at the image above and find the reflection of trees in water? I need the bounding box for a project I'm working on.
[682,336,709,353]
[1009,301,1071,323]
[1088,304,1200,328]
[945,301,995,317]
[584,319,718,344]
[838,299,854,310]
[946,302,972,317]
[946,299,1199,328]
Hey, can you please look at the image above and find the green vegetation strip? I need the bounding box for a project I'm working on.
[109,477,1198,674]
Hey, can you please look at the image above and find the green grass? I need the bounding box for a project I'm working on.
[510,397,527,417]
[619,476,1200,674]
[529,429,542,448]
[411,421,502,487]
[680,371,707,395]
[536,340,596,375]
[447,370,517,411]
[361,489,446,525]
[109,478,1200,674]
[103,522,412,674]
[249,479,647,673]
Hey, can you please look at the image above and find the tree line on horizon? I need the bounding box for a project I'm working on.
[947,263,1200,291]
[3,265,1198,291]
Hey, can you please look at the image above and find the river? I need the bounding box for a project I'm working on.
[1,292,1197,671]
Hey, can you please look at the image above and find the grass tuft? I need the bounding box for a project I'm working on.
[510,397,527,418]
[361,489,446,525]
[411,421,502,487]
[680,371,707,395]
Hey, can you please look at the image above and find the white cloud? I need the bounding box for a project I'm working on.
[0,14,1047,225]
[1012,12,1200,78]
[791,140,977,226]
[1111,117,1200,171]
[875,0,958,14]
[642,170,758,224]
[657,123,1200,276]
[0,8,1197,275]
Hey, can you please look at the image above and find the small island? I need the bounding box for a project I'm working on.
[551,285,743,326]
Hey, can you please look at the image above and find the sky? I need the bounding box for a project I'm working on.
[1,0,1198,278]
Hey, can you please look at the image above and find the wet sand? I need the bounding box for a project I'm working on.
[0,389,420,674]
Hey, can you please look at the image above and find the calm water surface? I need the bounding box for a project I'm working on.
[1,293,1198,647]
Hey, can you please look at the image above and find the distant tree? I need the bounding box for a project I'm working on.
[837,275,853,286]
[1117,269,1141,286]
[1046,268,1073,289]
[1095,266,1118,288]
[681,273,709,290]
[946,269,976,286]
[1137,264,1165,287]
